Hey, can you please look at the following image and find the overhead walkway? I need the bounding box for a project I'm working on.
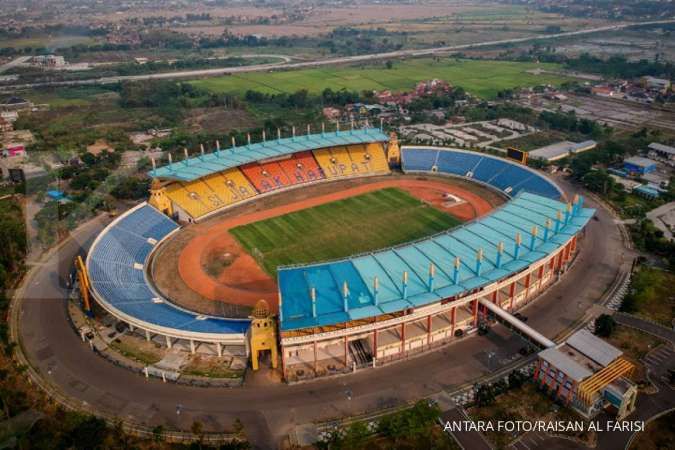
[478,298,555,348]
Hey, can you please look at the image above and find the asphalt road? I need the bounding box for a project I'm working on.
[16,180,627,448]
[2,19,675,91]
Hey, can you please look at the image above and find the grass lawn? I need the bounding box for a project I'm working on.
[1,35,95,49]
[109,336,164,365]
[495,130,571,151]
[230,187,462,275]
[193,58,569,99]
[603,324,663,386]
[181,355,244,379]
[621,266,675,326]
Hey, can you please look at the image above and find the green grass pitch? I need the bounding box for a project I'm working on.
[229,188,463,276]
[192,58,570,100]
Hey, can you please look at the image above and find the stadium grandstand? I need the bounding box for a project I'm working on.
[83,129,595,382]
[150,128,390,221]
[276,147,591,381]
[86,203,250,355]
[401,146,562,199]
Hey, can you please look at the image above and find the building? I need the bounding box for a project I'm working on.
[623,156,657,176]
[0,116,12,133]
[322,107,341,120]
[642,76,671,93]
[31,54,66,68]
[534,330,637,420]
[529,140,597,162]
[591,85,616,97]
[0,96,32,112]
[634,184,662,199]
[648,142,675,161]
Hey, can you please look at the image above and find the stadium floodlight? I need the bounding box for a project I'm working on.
[544,219,552,242]
[514,233,522,260]
[530,226,538,251]
[428,263,435,291]
[373,277,379,305]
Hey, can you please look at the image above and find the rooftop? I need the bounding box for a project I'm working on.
[648,142,675,156]
[624,156,657,168]
[529,140,597,162]
[567,329,623,367]
[279,191,594,331]
[539,347,593,382]
[148,128,389,182]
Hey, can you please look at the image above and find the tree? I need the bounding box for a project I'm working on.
[474,383,496,406]
[385,60,393,69]
[594,314,616,338]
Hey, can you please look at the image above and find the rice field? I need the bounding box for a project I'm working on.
[192,58,569,99]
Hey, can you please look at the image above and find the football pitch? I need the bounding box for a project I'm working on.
[229,188,463,276]
[192,58,569,100]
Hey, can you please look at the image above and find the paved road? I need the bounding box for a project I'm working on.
[2,19,675,91]
[0,56,31,74]
[614,313,675,344]
[441,407,492,450]
[15,181,626,448]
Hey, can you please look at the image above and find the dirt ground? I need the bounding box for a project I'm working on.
[151,174,503,318]
[183,107,258,133]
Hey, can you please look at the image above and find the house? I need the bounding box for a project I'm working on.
[591,85,615,97]
[322,107,341,120]
[0,117,12,133]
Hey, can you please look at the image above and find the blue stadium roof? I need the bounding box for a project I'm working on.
[278,191,594,331]
[148,128,389,182]
[87,203,250,336]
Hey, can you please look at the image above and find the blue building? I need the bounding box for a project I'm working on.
[623,156,657,176]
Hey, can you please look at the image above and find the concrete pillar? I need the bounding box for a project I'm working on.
[451,307,457,336]
[427,315,432,346]
[524,273,532,300]
[344,336,348,367]
[474,300,481,327]
[373,330,378,360]
[165,335,172,349]
[128,323,135,333]
[216,342,222,357]
[313,341,318,374]
[509,282,516,311]
[145,330,151,342]
[401,323,406,353]
[189,340,196,354]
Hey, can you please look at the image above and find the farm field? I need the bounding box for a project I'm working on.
[192,58,570,99]
[229,187,462,275]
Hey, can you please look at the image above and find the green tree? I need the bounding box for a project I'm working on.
[594,314,616,338]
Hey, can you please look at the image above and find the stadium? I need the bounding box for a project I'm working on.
[82,125,594,382]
